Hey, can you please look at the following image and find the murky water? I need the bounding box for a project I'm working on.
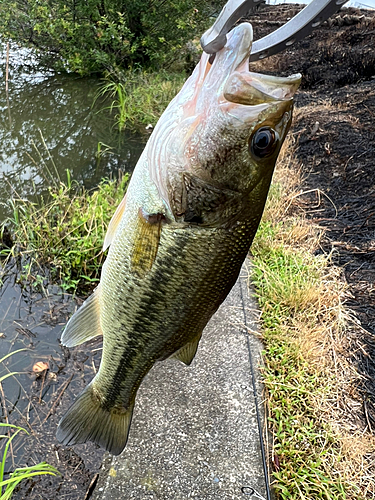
[0,40,145,221]
[0,269,105,497]
[0,271,85,428]
[0,40,146,493]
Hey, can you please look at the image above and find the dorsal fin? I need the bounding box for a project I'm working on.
[103,194,127,251]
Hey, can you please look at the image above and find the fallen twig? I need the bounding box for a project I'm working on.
[83,473,99,500]
[41,374,73,425]
[38,370,47,404]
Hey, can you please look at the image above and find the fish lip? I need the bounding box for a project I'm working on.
[221,22,254,70]
[196,23,254,102]
[196,24,301,110]
[237,72,302,102]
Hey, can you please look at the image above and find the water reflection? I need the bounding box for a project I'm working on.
[0,268,105,485]
[0,41,146,221]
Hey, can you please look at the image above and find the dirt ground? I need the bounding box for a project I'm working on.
[252,1,375,467]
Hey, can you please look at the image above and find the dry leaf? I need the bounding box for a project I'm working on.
[33,361,49,373]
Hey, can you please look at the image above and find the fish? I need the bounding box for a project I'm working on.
[56,22,301,455]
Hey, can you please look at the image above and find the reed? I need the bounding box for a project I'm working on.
[96,70,186,132]
[1,172,129,294]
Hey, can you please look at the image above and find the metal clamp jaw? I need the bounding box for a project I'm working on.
[201,0,349,60]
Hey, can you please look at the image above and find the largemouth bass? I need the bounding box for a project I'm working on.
[57,23,300,455]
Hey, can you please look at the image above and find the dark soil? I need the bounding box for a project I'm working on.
[252,5,375,441]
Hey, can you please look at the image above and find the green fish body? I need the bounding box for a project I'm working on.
[57,23,300,455]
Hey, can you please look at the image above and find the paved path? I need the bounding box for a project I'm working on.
[92,263,270,500]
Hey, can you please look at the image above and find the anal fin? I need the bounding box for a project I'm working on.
[61,285,103,347]
[56,383,134,455]
[130,208,165,278]
[171,332,202,366]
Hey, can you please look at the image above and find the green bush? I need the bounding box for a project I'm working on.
[0,0,219,74]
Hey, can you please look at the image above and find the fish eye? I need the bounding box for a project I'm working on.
[250,127,278,159]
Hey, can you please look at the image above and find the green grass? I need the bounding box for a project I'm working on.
[249,141,366,498]
[0,423,59,500]
[96,70,186,132]
[251,237,350,499]
[1,172,129,294]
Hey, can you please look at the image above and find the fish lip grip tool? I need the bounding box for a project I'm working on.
[200,0,349,60]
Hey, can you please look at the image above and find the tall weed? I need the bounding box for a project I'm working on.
[1,172,129,294]
[0,423,58,500]
[96,70,186,132]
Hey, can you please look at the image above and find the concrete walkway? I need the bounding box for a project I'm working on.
[92,263,270,500]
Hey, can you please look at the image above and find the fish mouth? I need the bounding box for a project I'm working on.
[191,23,301,114]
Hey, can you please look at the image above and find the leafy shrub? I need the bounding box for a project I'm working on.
[0,0,220,74]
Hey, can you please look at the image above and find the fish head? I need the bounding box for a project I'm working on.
[148,23,301,223]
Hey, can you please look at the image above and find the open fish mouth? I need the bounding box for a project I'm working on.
[182,23,301,117]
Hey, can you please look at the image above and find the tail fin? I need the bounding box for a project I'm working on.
[56,384,134,456]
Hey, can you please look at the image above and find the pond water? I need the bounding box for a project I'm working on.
[0,41,146,497]
[0,270,106,498]
[0,40,145,221]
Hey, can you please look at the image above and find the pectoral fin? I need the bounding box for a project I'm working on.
[103,194,127,251]
[171,332,202,366]
[130,209,165,278]
[61,285,103,347]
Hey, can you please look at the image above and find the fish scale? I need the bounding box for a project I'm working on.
[56,22,301,455]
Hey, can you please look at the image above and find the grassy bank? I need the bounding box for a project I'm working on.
[1,173,129,294]
[97,70,186,133]
[251,136,374,499]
